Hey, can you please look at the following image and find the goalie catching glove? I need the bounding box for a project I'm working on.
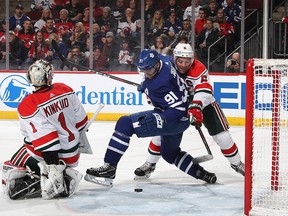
[138,113,166,132]
[187,101,203,126]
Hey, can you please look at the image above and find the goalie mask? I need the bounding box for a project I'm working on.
[27,59,54,87]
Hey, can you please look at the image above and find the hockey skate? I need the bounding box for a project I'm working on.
[197,169,217,184]
[84,163,116,187]
[231,161,245,176]
[134,162,156,180]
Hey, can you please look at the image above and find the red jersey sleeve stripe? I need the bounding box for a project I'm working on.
[32,131,59,148]
[76,116,88,131]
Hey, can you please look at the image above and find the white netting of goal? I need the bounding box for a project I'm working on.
[248,59,288,215]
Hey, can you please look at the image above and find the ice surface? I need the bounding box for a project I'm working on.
[0,120,244,216]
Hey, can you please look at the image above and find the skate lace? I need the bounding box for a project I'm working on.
[95,163,111,172]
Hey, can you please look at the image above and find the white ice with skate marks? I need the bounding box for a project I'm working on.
[0,120,244,216]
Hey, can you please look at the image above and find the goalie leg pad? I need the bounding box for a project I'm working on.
[2,161,41,199]
[2,161,26,195]
[38,161,66,200]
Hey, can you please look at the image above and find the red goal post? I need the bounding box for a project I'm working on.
[245,58,288,216]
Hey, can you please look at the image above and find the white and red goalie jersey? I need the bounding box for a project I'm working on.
[17,83,88,167]
[185,58,215,107]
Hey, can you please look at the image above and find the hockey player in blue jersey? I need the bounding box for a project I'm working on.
[84,49,217,186]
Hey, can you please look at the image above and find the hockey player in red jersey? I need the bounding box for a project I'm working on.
[2,59,88,200]
[134,43,245,179]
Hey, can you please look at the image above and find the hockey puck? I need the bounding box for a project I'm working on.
[134,188,143,192]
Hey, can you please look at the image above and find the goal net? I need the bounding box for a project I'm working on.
[245,59,288,216]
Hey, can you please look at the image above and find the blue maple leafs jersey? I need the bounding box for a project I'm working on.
[141,55,188,122]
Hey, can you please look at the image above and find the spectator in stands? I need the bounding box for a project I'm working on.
[183,0,202,21]
[3,31,27,69]
[225,52,244,73]
[46,33,68,69]
[151,36,170,55]
[144,0,158,21]
[117,8,141,41]
[26,31,49,64]
[163,11,182,45]
[93,0,104,21]
[92,23,105,49]
[34,8,53,32]
[102,31,119,69]
[0,20,6,45]
[214,8,234,37]
[162,0,184,21]
[17,19,35,55]
[196,18,220,64]
[64,0,85,22]
[223,0,241,43]
[9,4,31,33]
[145,10,165,47]
[214,8,235,52]
[52,0,70,17]
[169,19,193,49]
[206,0,218,20]
[93,46,109,71]
[65,45,88,70]
[195,8,207,37]
[41,17,59,41]
[111,0,126,22]
[118,39,134,71]
[97,6,117,35]
[223,0,241,26]
[79,8,94,33]
[128,0,141,20]
[67,22,87,52]
[219,0,241,8]
[54,9,74,44]
[30,0,54,12]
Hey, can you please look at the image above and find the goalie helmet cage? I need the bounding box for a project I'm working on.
[245,58,288,216]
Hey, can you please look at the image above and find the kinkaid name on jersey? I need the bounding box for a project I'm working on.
[76,86,143,105]
[43,98,69,117]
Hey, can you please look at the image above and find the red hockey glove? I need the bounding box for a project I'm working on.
[187,101,203,126]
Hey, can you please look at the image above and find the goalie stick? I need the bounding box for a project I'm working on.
[192,125,213,163]
[51,39,140,87]
[84,103,105,132]
[79,103,105,154]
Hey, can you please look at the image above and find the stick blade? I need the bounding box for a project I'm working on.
[192,154,213,164]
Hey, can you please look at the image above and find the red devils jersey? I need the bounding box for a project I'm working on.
[17,83,88,167]
[185,59,215,107]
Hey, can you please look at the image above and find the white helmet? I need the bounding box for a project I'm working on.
[173,43,194,63]
[27,60,54,87]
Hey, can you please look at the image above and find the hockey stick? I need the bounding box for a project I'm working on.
[192,125,214,163]
[51,40,140,87]
[84,103,105,132]
[79,103,105,154]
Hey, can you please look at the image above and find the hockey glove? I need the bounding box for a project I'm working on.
[38,161,66,200]
[187,101,203,126]
[139,113,166,132]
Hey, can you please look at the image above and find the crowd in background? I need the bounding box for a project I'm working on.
[0,0,243,72]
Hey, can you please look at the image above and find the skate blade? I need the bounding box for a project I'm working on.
[84,174,113,187]
[133,173,151,181]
